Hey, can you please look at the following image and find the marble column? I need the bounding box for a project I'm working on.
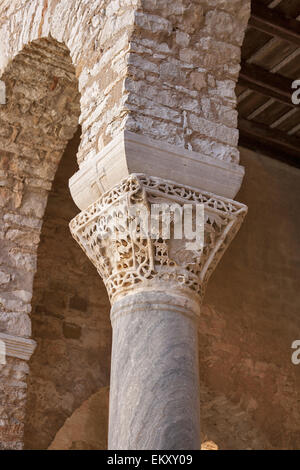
[69,169,247,450]
[109,290,200,450]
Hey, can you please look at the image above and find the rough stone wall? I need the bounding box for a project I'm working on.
[0,357,28,449]
[125,0,250,162]
[0,0,251,166]
[80,0,251,164]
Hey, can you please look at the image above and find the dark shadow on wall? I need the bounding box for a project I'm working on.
[200,147,300,449]
[24,128,111,450]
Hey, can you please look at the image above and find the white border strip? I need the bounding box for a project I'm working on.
[0,332,36,361]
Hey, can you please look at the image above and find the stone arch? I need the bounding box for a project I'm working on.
[0,35,80,340]
[0,0,138,166]
[0,35,81,449]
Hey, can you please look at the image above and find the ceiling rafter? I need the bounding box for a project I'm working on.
[239,61,295,106]
[239,118,300,167]
[249,0,300,46]
[238,1,300,167]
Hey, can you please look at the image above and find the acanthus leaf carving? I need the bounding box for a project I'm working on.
[70,174,247,304]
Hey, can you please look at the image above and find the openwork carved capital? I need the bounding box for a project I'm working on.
[69,174,247,304]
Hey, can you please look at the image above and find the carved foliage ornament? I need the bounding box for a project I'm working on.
[69,174,247,304]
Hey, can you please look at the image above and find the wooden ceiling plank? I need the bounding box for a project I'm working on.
[270,108,298,128]
[247,98,275,120]
[271,47,300,73]
[237,89,252,104]
[239,117,300,155]
[288,122,300,136]
[239,133,300,167]
[268,0,282,7]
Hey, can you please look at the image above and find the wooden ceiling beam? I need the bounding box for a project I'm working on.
[238,118,300,167]
[239,61,295,106]
[249,0,300,46]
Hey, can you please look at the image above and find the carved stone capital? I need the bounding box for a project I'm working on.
[70,174,247,305]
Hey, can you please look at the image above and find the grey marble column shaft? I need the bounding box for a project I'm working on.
[108,290,201,450]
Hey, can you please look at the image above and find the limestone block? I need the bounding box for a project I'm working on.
[69,131,245,210]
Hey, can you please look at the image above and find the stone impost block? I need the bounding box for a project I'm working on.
[69,131,245,211]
